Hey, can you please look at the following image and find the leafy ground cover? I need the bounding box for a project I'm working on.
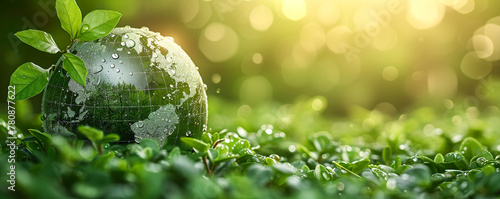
[2,97,500,199]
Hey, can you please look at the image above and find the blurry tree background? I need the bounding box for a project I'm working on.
[2,0,500,130]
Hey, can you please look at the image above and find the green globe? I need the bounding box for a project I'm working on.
[41,27,208,148]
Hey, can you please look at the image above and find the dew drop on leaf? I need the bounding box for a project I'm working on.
[81,24,89,34]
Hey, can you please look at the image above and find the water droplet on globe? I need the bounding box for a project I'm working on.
[120,42,126,46]
[101,58,106,63]
[117,48,123,52]
[166,37,174,42]
[126,40,135,48]
[112,53,119,59]
[141,26,149,31]
[93,65,103,74]
[166,56,173,63]
[116,69,120,73]
[125,25,131,28]
[110,64,115,69]
[129,72,133,76]
[124,35,129,39]
[119,60,123,64]
[153,53,158,58]
[92,77,101,86]
[168,70,175,76]
[81,24,89,33]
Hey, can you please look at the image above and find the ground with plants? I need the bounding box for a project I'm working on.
[2,96,500,199]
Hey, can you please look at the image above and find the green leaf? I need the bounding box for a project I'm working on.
[77,10,122,41]
[101,134,120,144]
[382,145,392,165]
[272,163,297,175]
[167,147,181,160]
[207,148,218,162]
[180,137,209,152]
[443,152,468,170]
[434,153,444,163]
[9,62,50,101]
[459,137,484,161]
[28,129,52,145]
[63,53,87,86]
[140,138,160,152]
[93,151,115,168]
[15,30,60,54]
[246,164,273,187]
[56,0,82,39]
[351,159,370,174]
[78,126,104,142]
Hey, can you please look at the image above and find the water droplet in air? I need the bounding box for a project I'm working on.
[162,96,166,99]
[126,40,135,48]
[186,131,192,136]
[116,69,120,73]
[93,65,103,74]
[101,59,106,63]
[112,53,119,59]
[110,64,115,69]
[81,24,89,33]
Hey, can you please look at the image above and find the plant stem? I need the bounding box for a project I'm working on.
[203,156,211,176]
[97,144,103,155]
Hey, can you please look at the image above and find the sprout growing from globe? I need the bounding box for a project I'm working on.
[9,0,207,148]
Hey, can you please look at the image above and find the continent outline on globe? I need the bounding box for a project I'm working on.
[42,27,208,148]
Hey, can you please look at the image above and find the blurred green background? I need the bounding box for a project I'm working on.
[2,0,500,136]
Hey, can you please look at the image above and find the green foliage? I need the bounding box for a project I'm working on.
[9,62,50,101]
[78,126,119,154]
[10,0,122,100]
[56,0,81,39]
[4,116,500,199]
[62,53,87,86]
[14,30,60,54]
[77,10,122,41]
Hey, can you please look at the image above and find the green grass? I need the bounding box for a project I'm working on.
[2,96,500,198]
